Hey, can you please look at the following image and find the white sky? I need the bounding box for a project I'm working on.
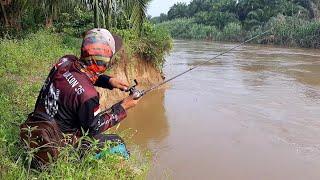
[148,0,192,17]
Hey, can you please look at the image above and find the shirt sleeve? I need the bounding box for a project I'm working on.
[94,75,113,90]
[78,96,127,137]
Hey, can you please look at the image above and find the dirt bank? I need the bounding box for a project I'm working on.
[98,49,164,107]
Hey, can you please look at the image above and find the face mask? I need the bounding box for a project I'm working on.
[86,63,107,74]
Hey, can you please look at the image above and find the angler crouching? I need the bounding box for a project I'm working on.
[20,28,140,168]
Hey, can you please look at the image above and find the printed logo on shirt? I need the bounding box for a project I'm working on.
[63,71,85,95]
[45,83,60,117]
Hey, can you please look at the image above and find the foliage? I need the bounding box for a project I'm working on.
[188,0,215,17]
[114,22,173,70]
[167,2,189,20]
[222,22,243,41]
[150,13,168,24]
[54,6,94,37]
[0,30,149,179]
[134,22,172,70]
[157,18,222,41]
[157,18,221,40]
[156,18,194,39]
[154,0,320,48]
[167,0,314,30]
[0,0,152,36]
[90,0,152,34]
[0,0,171,66]
[267,15,320,48]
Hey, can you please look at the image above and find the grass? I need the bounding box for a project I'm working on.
[0,30,149,179]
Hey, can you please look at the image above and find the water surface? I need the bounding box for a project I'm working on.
[120,40,320,180]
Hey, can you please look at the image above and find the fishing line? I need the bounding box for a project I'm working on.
[98,29,272,115]
[142,29,272,95]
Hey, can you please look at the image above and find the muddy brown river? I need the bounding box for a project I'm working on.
[120,40,320,180]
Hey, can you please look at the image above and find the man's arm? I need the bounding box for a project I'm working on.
[94,75,113,90]
[94,75,129,91]
[78,97,127,137]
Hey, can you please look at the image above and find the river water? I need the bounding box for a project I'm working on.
[120,40,320,180]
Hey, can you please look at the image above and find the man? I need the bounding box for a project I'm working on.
[21,28,139,165]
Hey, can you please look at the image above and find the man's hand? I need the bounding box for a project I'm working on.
[109,77,129,91]
[121,95,140,110]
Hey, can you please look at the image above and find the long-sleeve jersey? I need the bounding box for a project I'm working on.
[33,55,127,137]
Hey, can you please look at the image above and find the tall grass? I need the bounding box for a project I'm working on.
[267,15,320,48]
[157,16,320,48]
[0,30,149,179]
[156,18,221,40]
[157,18,243,42]
[222,22,243,42]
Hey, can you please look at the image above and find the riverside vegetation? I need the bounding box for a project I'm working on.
[0,0,172,179]
[152,0,320,48]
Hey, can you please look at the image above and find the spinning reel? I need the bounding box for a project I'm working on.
[125,79,144,100]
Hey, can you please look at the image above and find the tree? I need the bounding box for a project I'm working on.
[150,13,168,24]
[167,2,189,20]
[39,0,75,28]
[295,0,320,19]
[92,0,151,34]
[0,0,29,29]
[0,0,150,34]
[159,13,168,22]
[0,0,9,27]
[188,0,214,17]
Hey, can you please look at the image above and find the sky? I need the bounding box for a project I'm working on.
[148,0,192,17]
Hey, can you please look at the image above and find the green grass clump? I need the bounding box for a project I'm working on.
[0,30,149,179]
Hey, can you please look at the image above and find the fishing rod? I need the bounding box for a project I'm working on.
[98,29,271,115]
[128,29,271,98]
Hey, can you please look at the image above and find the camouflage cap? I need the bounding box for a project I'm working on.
[81,28,122,63]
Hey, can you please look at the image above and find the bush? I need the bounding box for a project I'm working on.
[157,18,246,42]
[222,22,243,41]
[135,23,173,70]
[158,15,320,49]
[156,18,195,39]
[114,22,173,70]
[267,15,320,48]
[54,7,94,37]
